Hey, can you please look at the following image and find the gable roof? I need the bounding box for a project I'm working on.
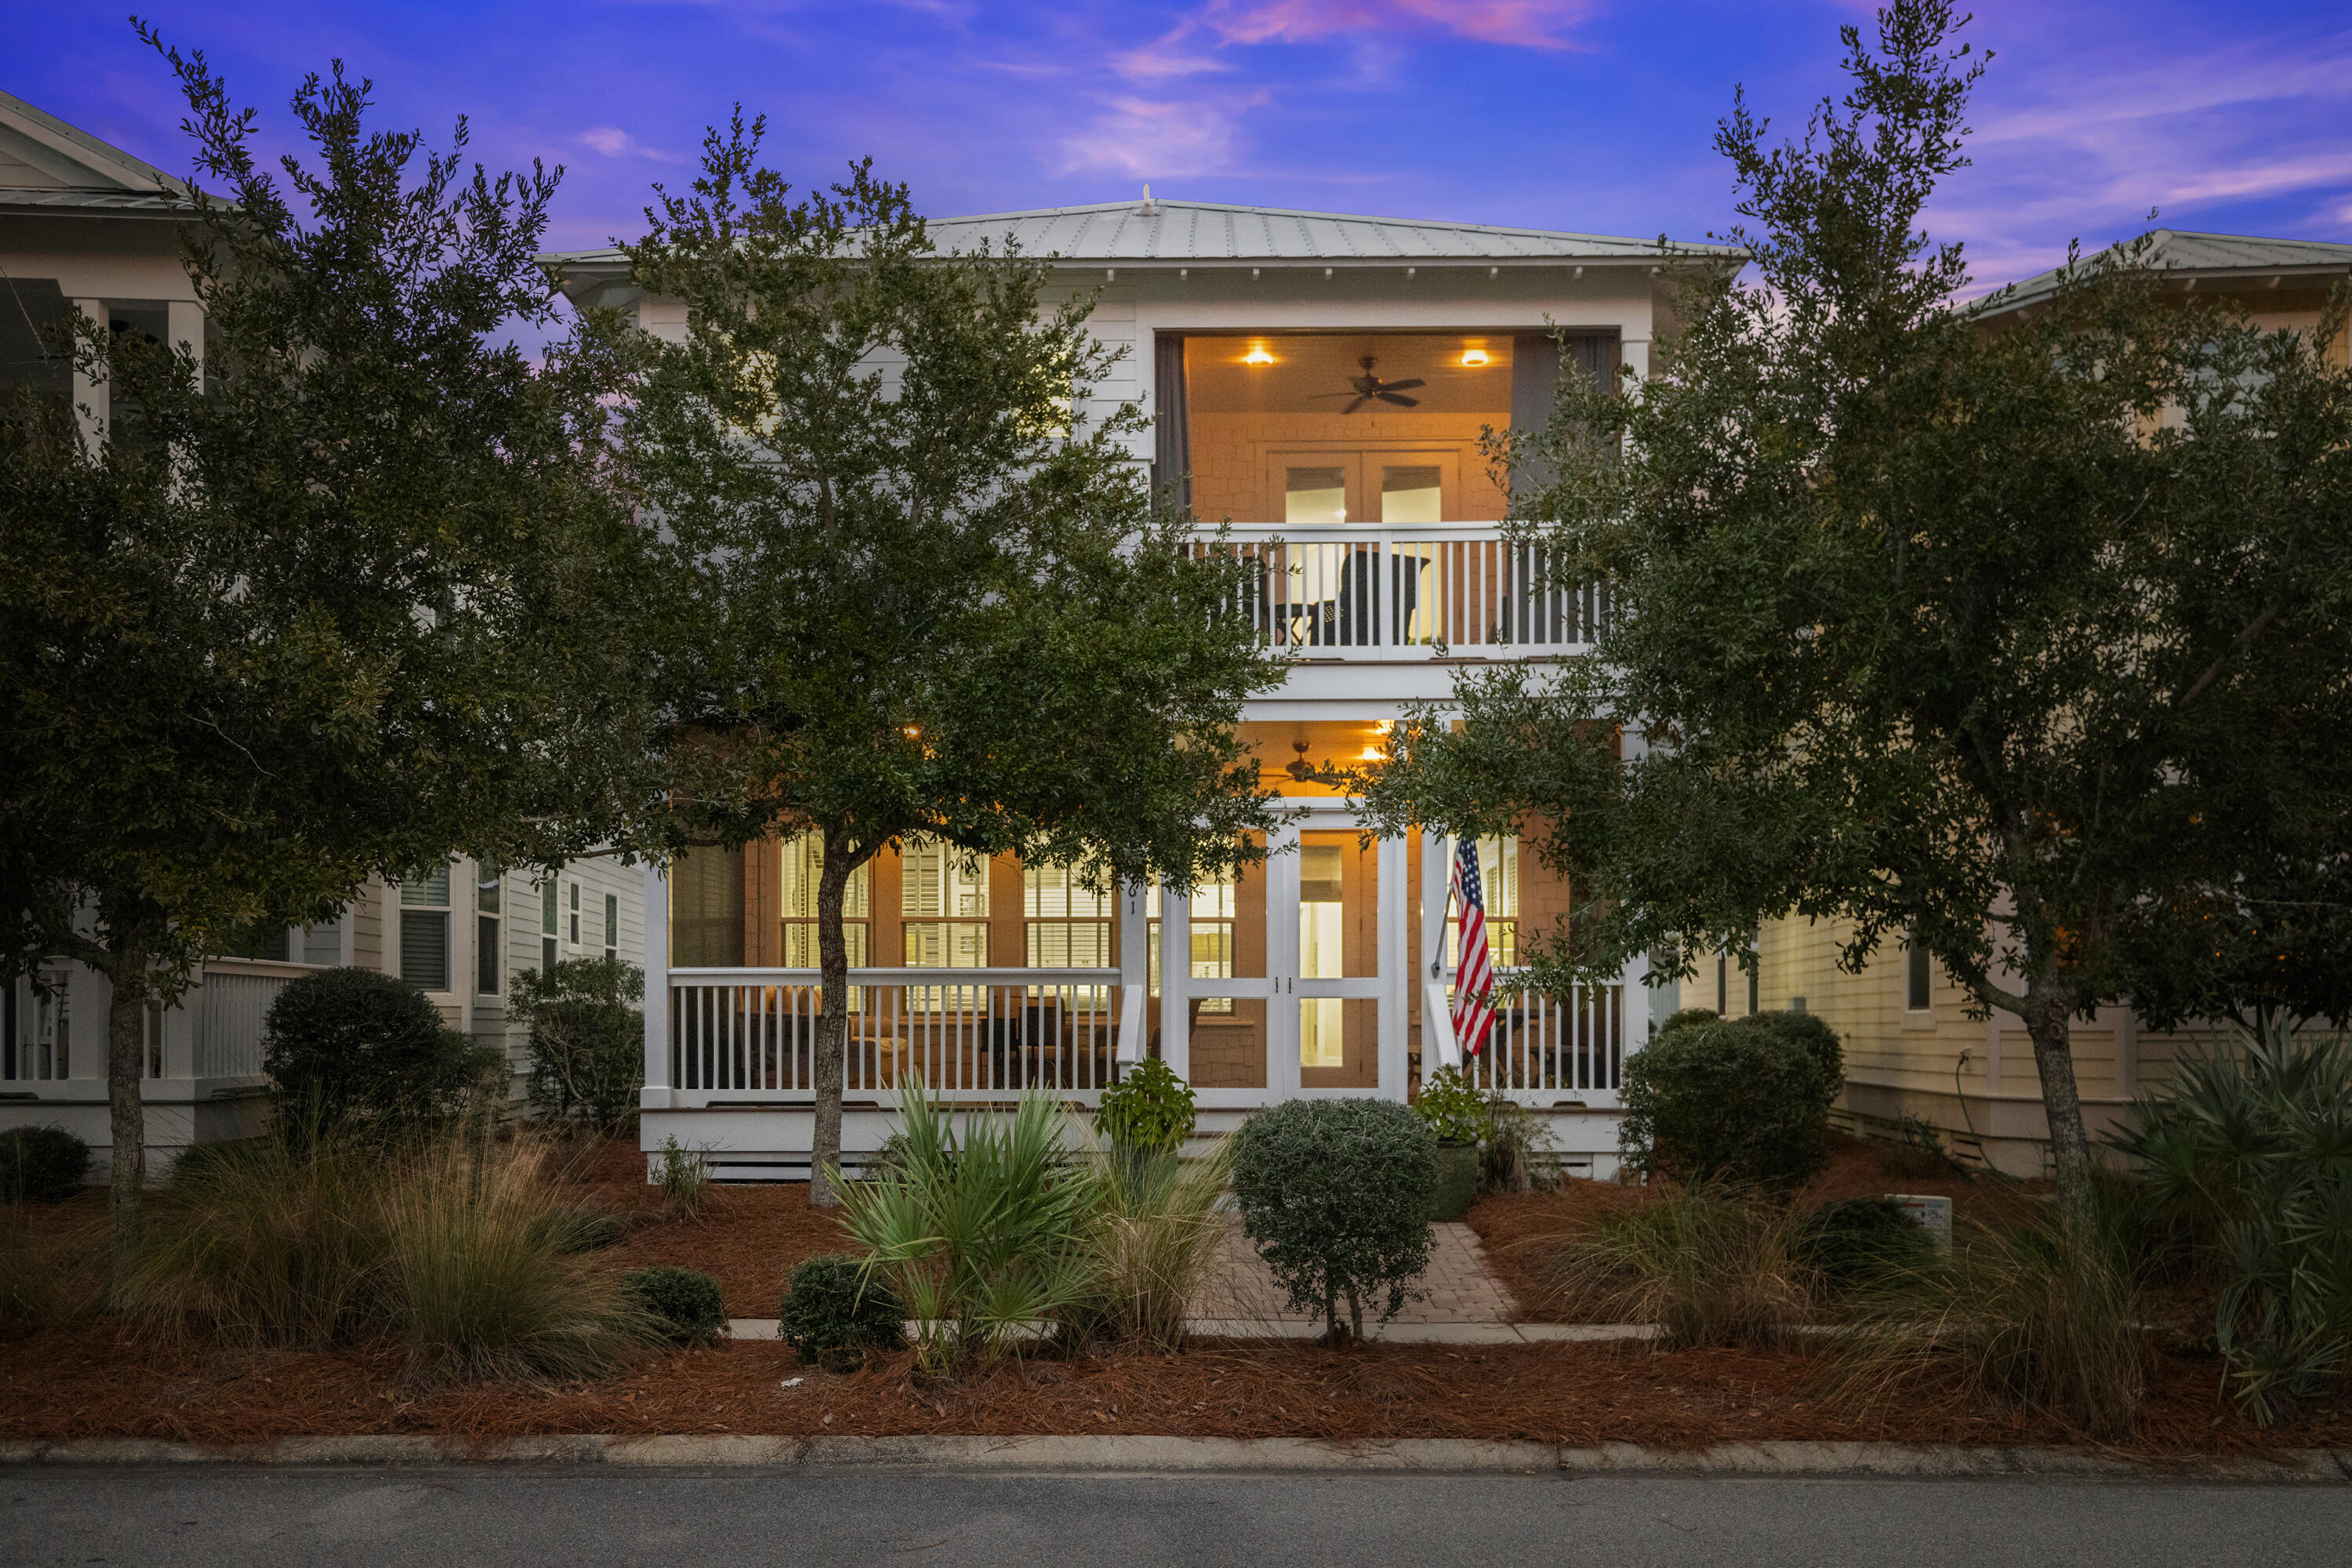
[540,194,1737,283]
[1984,229,2352,316]
[0,89,191,214]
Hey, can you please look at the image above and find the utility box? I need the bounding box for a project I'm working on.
[1887,1192,1953,1252]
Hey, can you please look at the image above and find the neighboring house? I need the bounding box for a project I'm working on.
[544,197,1737,1179]
[0,92,647,1174]
[1652,230,2352,1178]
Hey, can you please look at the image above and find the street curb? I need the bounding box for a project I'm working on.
[3,1435,2347,1482]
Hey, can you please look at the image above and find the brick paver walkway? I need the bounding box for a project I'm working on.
[1191,1216,1519,1324]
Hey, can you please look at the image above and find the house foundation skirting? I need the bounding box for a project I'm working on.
[1838,1077,2143,1181]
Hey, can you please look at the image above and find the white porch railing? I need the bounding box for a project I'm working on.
[669,968,1126,1100]
[193,962,307,1078]
[1211,523,1609,659]
[1454,978,1628,1103]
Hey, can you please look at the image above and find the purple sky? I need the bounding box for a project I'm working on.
[13,2,2350,296]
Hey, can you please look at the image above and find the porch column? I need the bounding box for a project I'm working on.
[167,299,205,390]
[1117,880,1149,1065]
[1159,880,1190,1080]
[641,861,672,1108]
[1378,831,1409,1095]
[71,298,106,452]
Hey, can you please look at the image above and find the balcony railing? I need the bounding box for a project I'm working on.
[1211,523,1608,659]
[1452,978,1628,1104]
[670,967,1128,1100]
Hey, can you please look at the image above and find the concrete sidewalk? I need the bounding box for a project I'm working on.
[727,1318,1654,1344]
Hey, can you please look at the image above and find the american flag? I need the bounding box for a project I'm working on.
[1450,838,1498,1058]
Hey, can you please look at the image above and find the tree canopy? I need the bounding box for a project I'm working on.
[1356,0,2352,1227]
[0,34,649,1238]
[615,116,1286,1201]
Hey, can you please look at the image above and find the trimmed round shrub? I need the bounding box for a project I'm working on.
[0,1125,92,1203]
[263,967,493,1129]
[1795,1196,1931,1287]
[1230,1098,1438,1341]
[778,1254,906,1367]
[1097,1057,1196,1153]
[512,957,646,1131]
[1620,1011,1843,1187]
[623,1265,727,1345]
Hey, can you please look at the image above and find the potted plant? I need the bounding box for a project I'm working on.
[1096,1056,1196,1179]
[1414,1065,1486,1221]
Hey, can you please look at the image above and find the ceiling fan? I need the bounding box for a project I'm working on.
[1311,355,1424,414]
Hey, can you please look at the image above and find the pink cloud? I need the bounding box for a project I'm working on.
[1202,0,1594,50]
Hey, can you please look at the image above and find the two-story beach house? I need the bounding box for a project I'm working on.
[0,90,647,1174]
[545,196,1738,1179]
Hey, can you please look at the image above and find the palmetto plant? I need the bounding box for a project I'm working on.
[834,1082,1104,1374]
[2111,1021,2352,1424]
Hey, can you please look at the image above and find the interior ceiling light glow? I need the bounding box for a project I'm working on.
[1242,344,1275,366]
[1460,347,1492,367]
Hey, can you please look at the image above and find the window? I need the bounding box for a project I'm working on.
[569,881,581,946]
[1748,953,1759,1016]
[37,970,69,1079]
[903,840,987,1007]
[541,875,559,973]
[779,830,868,968]
[1024,862,1112,968]
[476,862,502,995]
[2,982,13,1079]
[1189,875,1236,1013]
[604,892,619,962]
[1716,953,1729,1015]
[1906,932,1933,1011]
[400,865,452,990]
[1446,835,1519,970]
[670,844,745,967]
[145,1000,165,1078]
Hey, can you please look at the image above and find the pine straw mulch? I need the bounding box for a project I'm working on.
[1466,1131,2050,1323]
[552,1139,855,1319]
[5,1317,2348,1460]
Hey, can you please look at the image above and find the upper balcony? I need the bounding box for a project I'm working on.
[1215,521,1606,662]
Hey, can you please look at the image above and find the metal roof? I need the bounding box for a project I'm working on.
[540,195,1736,277]
[1985,229,2352,315]
[0,89,192,215]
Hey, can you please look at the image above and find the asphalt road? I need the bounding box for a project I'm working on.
[5,1466,2348,1567]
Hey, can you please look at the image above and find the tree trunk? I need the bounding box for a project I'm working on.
[808,829,854,1208]
[2020,990,2098,1232]
[102,944,150,1271]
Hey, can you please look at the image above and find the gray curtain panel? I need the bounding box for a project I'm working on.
[1153,332,1190,510]
[1508,331,1618,502]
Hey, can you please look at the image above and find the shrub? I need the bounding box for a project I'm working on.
[1619,1011,1842,1187]
[2110,1020,2352,1424]
[0,1125,92,1203]
[1096,1057,1196,1153]
[1796,1196,1931,1288]
[1080,1137,1233,1351]
[1229,1098,1436,1343]
[778,1254,906,1367]
[623,1265,728,1346]
[513,957,645,1132]
[263,967,495,1131]
[1480,1094,1555,1194]
[387,1138,663,1382]
[837,1083,1102,1374]
[1548,1184,1813,1348]
[1413,1065,1486,1144]
[654,1134,710,1217]
[529,1205,630,1254]
[1828,1211,2146,1443]
[128,1123,659,1383]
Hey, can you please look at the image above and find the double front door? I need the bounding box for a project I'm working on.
[1163,818,1405,1103]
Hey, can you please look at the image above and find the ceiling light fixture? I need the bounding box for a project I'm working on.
[1460,348,1491,367]
[1243,344,1275,366]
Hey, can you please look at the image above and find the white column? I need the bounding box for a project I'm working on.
[70,298,107,452]
[166,299,205,389]
[641,861,672,1107]
[1159,881,1189,1080]
[1377,832,1408,1096]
